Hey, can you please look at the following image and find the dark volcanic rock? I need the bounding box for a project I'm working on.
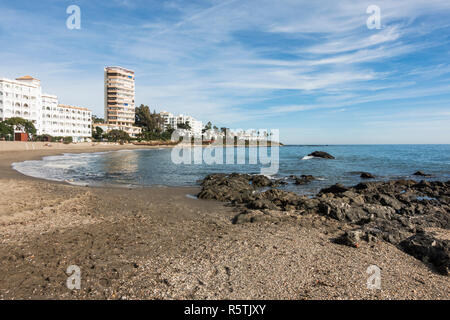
[335,226,384,248]
[197,172,450,274]
[308,151,335,159]
[197,173,254,203]
[293,175,315,185]
[335,230,364,248]
[247,199,279,210]
[259,189,301,211]
[360,172,375,179]
[320,184,349,194]
[413,171,432,177]
[400,232,450,275]
[318,199,369,223]
[250,175,272,187]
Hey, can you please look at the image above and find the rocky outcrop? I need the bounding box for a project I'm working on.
[197,173,254,203]
[360,172,375,179]
[197,173,285,204]
[251,175,273,187]
[400,232,449,275]
[293,175,315,185]
[319,184,349,195]
[197,173,450,274]
[307,151,335,159]
[335,229,376,248]
[413,171,432,177]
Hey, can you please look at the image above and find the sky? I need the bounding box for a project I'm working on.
[0,0,450,144]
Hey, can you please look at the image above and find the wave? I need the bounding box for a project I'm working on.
[301,155,315,160]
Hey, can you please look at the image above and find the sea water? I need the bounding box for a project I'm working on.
[12,145,450,195]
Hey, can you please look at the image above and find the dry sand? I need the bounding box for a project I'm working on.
[0,142,448,299]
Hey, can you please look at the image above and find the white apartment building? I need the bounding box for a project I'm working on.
[41,102,92,142]
[0,75,92,142]
[159,111,203,136]
[0,76,41,129]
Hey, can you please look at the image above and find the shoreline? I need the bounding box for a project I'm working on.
[0,145,448,299]
[0,142,175,182]
[5,141,285,188]
[7,144,447,192]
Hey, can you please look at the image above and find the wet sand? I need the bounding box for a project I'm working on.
[0,144,448,299]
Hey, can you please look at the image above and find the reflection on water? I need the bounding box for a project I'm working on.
[12,145,450,195]
[97,150,141,184]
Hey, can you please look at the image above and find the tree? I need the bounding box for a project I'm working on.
[161,126,175,141]
[33,134,53,142]
[135,104,151,128]
[135,105,163,134]
[4,117,36,137]
[177,122,191,130]
[202,121,212,133]
[92,115,104,124]
[93,126,104,140]
[0,121,13,139]
[63,136,73,144]
[105,129,130,143]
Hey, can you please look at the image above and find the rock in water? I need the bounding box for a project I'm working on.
[294,175,315,185]
[360,172,375,179]
[307,151,335,159]
[413,171,432,177]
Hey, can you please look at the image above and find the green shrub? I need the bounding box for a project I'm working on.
[63,136,73,144]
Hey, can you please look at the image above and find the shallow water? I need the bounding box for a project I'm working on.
[12,145,450,195]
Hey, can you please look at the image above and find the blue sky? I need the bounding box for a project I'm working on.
[1,0,450,144]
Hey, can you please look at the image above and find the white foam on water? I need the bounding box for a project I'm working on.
[12,160,67,182]
[65,180,89,187]
[301,155,315,160]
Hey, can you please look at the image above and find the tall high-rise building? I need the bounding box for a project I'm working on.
[104,66,136,129]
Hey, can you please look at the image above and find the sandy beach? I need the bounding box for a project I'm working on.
[0,142,448,299]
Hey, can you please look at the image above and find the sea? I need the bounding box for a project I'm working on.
[12,145,450,195]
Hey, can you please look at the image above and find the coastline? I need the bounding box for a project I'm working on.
[0,145,449,299]
[0,142,175,181]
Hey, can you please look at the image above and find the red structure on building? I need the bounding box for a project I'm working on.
[14,133,28,142]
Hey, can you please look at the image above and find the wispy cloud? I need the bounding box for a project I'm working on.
[0,0,450,143]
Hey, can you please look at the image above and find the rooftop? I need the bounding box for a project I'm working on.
[58,104,92,112]
[16,75,40,81]
[105,66,135,74]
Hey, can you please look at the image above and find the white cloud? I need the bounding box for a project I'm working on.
[1,0,450,143]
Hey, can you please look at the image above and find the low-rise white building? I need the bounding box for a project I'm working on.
[93,123,141,138]
[159,111,203,136]
[0,75,93,142]
[41,103,92,142]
